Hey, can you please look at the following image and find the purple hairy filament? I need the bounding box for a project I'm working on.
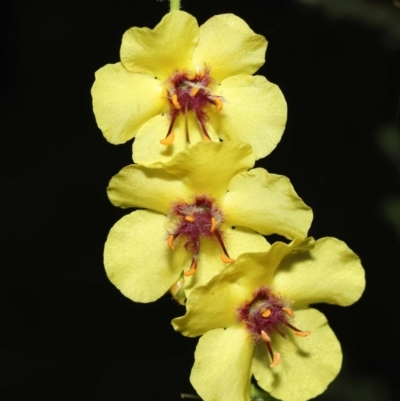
[237,286,311,367]
[160,69,223,145]
[167,195,234,276]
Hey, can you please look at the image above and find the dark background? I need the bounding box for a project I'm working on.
[2,0,399,400]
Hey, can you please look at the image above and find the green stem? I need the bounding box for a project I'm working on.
[169,0,181,11]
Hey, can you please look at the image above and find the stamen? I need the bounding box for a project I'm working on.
[190,87,200,97]
[261,330,271,343]
[282,307,295,317]
[210,217,217,233]
[294,330,311,337]
[184,258,197,276]
[213,97,223,113]
[270,353,281,368]
[261,309,271,318]
[196,114,212,142]
[172,94,181,109]
[285,322,311,337]
[220,254,235,263]
[261,331,280,367]
[167,235,175,250]
[213,230,232,262]
[160,132,175,146]
[161,114,178,146]
[185,216,195,222]
[184,104,189,143]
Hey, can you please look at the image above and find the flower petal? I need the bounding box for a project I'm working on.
[121,11,198,78]
[184,227,271,298]
[107,164,188,213]
[190,326,253,401]
[132,113,219,166]
[163,141,255,200]
[173,241,276,338]
[252,309,342,401]
[223,168,313,239]
[209,75,287,160]
[104,210,189,303]
[91,63,165,144]
[274,237,365,308]
[193,14,267,82]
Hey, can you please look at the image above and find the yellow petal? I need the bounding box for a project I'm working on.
[91,63,165,144]
[121,11,198,79]
[163,141,255,200]
[173,246,276,338]
[183,227,271,298]
[193,14,267,82]
[132,113,219,166]
[223,168,313,239]
[104,210,190,303]
[209,75,287,160]
[274,237,366,308]
[107,164,189,213]
[190,326,253,401]
[252,309,342,401]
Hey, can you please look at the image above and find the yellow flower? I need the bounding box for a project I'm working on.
[104,141,312,303]
[172,237,365,401]
[92,11,287,165]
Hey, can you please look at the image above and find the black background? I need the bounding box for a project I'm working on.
[2,0,399,400]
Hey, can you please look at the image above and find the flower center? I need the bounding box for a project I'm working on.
[160,69,223,146]
[237,286,311,368]
[167,195,234,276]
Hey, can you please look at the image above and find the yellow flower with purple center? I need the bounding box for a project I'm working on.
[91,11,287,165]
[172,237,365,401]
[104,141,312,303]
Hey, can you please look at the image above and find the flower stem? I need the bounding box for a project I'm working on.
[169,0,181,11]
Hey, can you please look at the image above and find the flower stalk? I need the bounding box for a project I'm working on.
[169,0,181,11]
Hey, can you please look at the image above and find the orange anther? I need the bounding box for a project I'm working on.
[210,217,217,233]
[185,215,195,222]
[167,235,175,250]
[202,135,211,142]
[184,260,197,276]
[262,309,271,318]
[220,254,235,264]
[160,132,175,146]
[190,87,200,97]
[282,307,295,317]
[270,353,281,368]
[214,97,223,113]
[172,94,181,109]
[261,330,271,343]
[294,330,311,337]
